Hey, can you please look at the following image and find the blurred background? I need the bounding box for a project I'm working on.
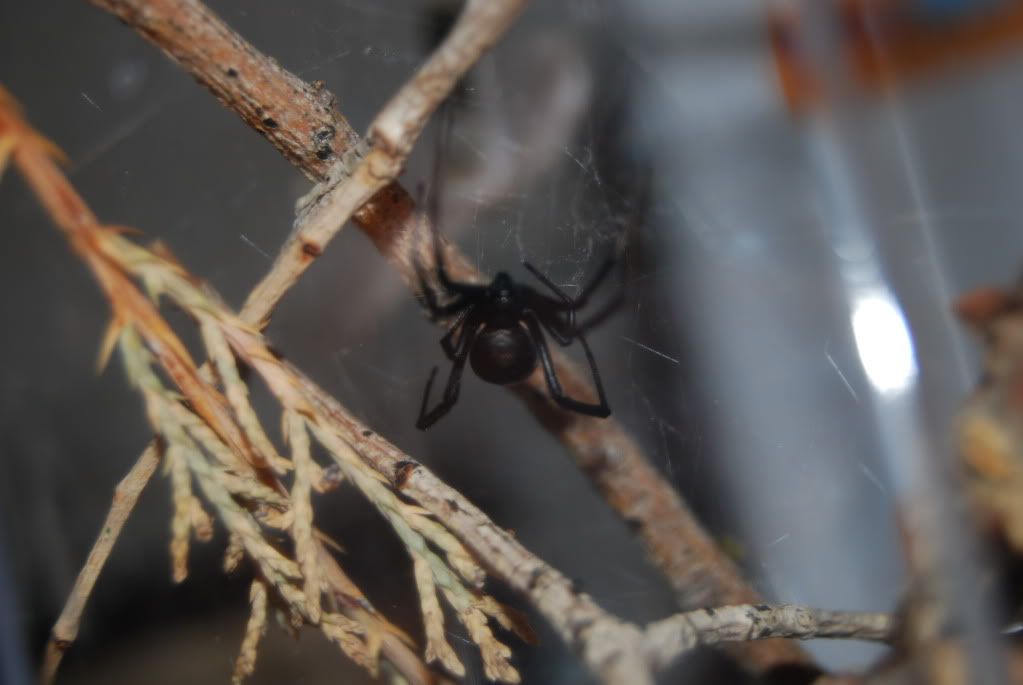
[2,0,1023,682]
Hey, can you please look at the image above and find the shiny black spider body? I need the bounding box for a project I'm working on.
[464,273,538,385]
[415,252,616,430]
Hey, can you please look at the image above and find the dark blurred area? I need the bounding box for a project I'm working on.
[2,0,1023,683]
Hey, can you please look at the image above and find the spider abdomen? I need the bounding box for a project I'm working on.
[470,324,538,385]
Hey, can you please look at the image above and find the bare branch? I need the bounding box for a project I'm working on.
[86,0,358,180]
[40,445,160,684]
[645,605,894,672]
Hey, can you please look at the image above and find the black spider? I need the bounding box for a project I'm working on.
[415,244,617,430]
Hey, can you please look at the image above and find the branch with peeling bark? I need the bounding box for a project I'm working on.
[81,0,810,675]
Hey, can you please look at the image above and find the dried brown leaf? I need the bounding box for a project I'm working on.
[224,533,245,574]
[190,497,214,542]
[476,595,537,646]
[167,445,192,583]
[201,318,290,474]
[406,509,485,589]
[322,613,374,674]
[462,605,519,683]
[0,135,14,179]
[413,555,464,676]
[232,578,268,684]
[286,411,321,624]
[95,315,125,373]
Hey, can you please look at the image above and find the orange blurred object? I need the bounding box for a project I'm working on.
[769,0,1023,111]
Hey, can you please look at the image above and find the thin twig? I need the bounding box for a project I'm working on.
[242,0,527,321]
[644,605,894,672]
[39,445,160,684]
[80,2,810,674]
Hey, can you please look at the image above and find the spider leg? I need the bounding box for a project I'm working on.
[533,290,622,339]
[427,101,455,292]
[525,259,622,337]
[523,257,614,311]
[533,308,575,346]
[521,262,577,331]
[416,322,481,430]
[416,258,473,320]
[421,103,487,299]
[427,228,487,298]
[416,215,487,302]
[576,287,624,333]
[439,307,472,360]
[524,312,611,418]
[428,226,490,299]
[412,177,482,320]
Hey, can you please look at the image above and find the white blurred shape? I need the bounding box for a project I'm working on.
[851,293,918,394]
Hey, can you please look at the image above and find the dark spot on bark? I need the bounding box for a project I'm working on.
[623,516,643,533]
[394,461,418,489]
[754,604,770,612]
[226,67,238,78]
[446,498,460,512]
[705,607,716,616]
[361,429,373,437]
[319,464,343,490]
[262,117,278,129]
[53,638,72,650]
[314,125,335,145]
[313,125,336,160]
[527,568,544,592]
[301,241,322,258]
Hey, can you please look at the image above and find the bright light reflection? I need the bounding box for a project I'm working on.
[851,294,918,394]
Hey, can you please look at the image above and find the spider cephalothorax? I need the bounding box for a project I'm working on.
[466,274,539,384]
[415,247,617,430]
